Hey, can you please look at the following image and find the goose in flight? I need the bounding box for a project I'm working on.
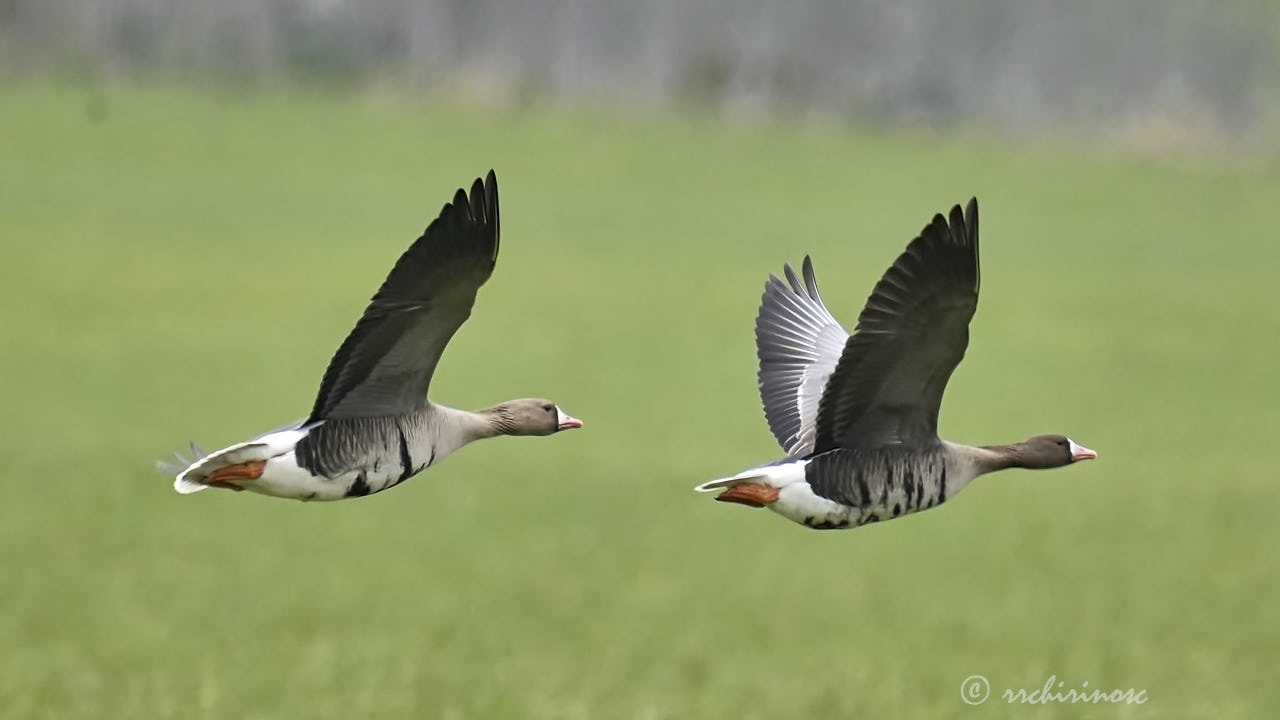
[695,199,1094,529]
[163,171,581,501]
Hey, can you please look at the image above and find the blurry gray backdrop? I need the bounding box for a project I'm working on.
[3,0,1277,141]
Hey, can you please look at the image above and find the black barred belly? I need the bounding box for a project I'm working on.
[802,447,950,528]
[294,416,432,498]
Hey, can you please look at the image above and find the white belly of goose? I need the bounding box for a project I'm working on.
[250,449,354,501]
[248,448,429,502]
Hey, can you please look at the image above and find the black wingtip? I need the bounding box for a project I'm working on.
[469,177,486,220]
[483,170,499,259]
[948,204,967,245]
[801,255,820,301]
[925,198,978,249]
[455,170,500,260]
[926,212,950,243]
[782,263,803,295]
[945,199,978,247]
[449,171,499,226]
[965,197,978,247]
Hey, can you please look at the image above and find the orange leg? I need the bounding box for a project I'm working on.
[716,484,780,508]
[204,460,266,492]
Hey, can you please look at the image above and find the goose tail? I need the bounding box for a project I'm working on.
[157,442,212,494]
[694,472,768,493]
[159,421,315,495]
[165,440,274,493]
[694,461,811,507]
[694,469,784,509]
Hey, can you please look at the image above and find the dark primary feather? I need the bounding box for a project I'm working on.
[755,256,849,457]
[307,171,500,422]
[812,198,979,452]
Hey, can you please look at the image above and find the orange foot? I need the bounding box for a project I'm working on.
[715,484,780,508]
[204,460,266,492]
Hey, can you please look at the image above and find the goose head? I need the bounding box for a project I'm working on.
[490,398,583,436]
[1013,434,1097,469]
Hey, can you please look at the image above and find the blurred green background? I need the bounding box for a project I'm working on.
[3,5,1280,717]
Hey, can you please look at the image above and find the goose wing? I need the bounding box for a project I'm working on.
[755,257,849,456]
[306,171,499,422]
[812,199,980,453]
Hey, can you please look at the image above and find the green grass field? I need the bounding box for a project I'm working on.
[2,82,1277,719]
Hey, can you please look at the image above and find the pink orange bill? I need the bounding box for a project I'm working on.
[1068,439,1097,461]
[556,408,583,430]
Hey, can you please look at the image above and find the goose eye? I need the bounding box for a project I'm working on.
[542,404,554,412]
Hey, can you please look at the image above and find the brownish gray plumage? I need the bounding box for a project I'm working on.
[165,171,582,502]
[698,197,1094,531]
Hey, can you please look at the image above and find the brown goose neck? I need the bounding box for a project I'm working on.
[976,443,1026,471]
[477,403,519,437]
[432,404,504,441]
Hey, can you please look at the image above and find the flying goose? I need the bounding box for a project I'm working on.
[163,171,582,501]
[695,199,1095,529]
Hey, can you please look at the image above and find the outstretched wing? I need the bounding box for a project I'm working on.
[306,171,500,422]
[812,199,980,452]
[755,257,849,456]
